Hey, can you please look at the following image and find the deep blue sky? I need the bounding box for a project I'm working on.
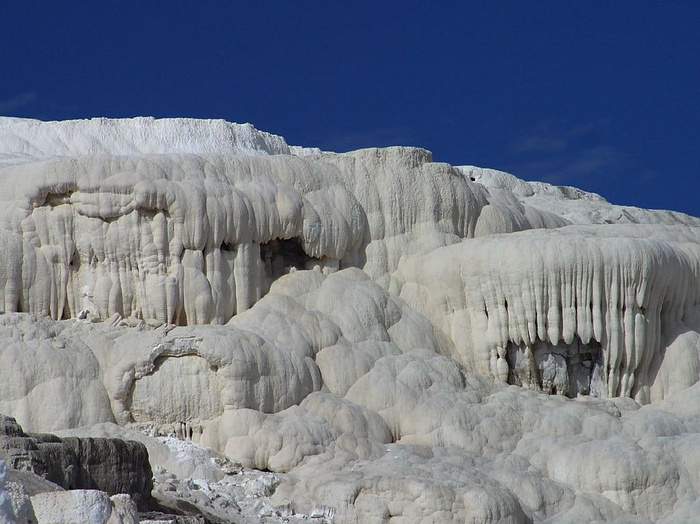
[2,2,698,215]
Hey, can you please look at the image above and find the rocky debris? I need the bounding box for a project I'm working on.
[147,438,335,524]
[3,468,63,523]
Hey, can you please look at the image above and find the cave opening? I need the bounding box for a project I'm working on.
[506,337,605,398]
[42,191,74,207]
[260,237,318,280]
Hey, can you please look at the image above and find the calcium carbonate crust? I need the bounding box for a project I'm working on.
[1,117,700,523]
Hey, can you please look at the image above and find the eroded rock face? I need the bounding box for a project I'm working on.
[1,117,700,523]
[0,415,152,508]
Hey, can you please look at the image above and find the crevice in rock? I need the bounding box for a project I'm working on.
[260,237,319,280]
[177,309,188,326]
[221,241,235,252]
[41,191,74,207]
[506,337,605,398]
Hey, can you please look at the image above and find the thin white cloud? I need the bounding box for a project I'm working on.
[0,92,37,113]
[559,146,626,177]
[505,120,628,186]
[509,134,566,154]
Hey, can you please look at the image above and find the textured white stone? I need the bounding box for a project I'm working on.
[1,117,700,523]
[0,116,319,166]
[29,490,135,524]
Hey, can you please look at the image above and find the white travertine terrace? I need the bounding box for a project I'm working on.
[1,117,700,523]
[393,225,700,403]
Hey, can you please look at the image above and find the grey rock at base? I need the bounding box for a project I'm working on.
[0,415,152,508]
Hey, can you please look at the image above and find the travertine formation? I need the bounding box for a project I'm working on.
[1,117,700,523]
